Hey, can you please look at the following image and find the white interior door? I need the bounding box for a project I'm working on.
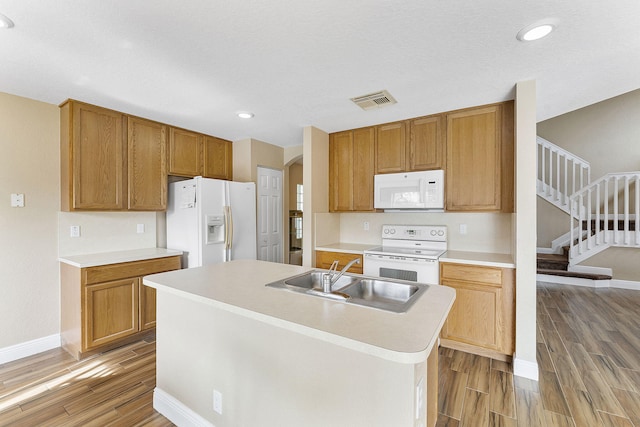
[257,167,283,263]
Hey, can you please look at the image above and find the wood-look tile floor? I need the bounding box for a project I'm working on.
[0,338,174,426]
[438,281,640,427]
[1,282,638,426]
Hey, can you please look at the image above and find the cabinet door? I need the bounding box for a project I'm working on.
[127,117,167,210]
[315,251,363,274]
[441,279,502,351]
[139,284,157,330]
[352,127,375,211]
[203,136,233,180]
[446,105,501,211]
[329,131,354,212]
[375,122,405,174]
[84,278,139,350]
[409,115,444,171]
[67,102,125,210]
[168,127,201,177]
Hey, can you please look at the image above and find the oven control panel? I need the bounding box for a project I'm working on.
[381,225,447,242]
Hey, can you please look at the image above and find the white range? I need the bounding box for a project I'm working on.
[364,225,447,285]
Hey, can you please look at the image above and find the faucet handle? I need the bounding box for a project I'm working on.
[329,260,339,273]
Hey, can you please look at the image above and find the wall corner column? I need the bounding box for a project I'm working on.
[514,80,539,381]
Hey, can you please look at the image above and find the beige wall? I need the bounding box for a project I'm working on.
[232,138,284,183]
[0,93,60,348]
[537,88,640,279]
[302,127,329,267]
[156,290,420,426]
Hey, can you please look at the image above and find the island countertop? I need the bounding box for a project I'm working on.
[144,259,455,364]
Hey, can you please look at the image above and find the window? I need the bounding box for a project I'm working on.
[296,184,303,211]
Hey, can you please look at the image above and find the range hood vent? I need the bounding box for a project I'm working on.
[350,90,397,111]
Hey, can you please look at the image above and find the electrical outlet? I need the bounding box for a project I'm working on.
[10,193,24,208]
[70,225,81,238]
[136,223,145,234]
[459,224,467,235]
[213,390,222,414]
[363,221,370,231]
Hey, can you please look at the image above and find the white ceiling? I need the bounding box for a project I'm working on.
[1,1,639,147]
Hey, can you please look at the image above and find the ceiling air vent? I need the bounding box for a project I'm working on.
[350,90,397,111]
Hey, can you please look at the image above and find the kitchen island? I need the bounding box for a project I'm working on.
[144,260,455,427]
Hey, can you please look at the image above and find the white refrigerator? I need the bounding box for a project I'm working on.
[166,176,257,268]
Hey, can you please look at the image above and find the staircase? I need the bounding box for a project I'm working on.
[536,136,640,279]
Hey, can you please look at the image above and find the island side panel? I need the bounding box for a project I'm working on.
[154,290,423,427]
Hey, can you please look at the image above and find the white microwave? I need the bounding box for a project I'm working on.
[374,170,444,211]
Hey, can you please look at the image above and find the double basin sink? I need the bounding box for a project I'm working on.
[266,270,428,313]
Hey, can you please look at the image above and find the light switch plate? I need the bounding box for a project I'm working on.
[137,223,145,234]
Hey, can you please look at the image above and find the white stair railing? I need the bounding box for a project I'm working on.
[537,136,590,215]
[569,172,640,265]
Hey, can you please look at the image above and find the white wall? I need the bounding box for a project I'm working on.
[0,93,60,348]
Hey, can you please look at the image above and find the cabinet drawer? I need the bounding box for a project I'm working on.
[84,256,181,285]
[440,263,502,286]
[315,251,363,274]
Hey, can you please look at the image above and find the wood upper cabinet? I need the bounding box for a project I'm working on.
[61,100,168,212]
[446,102,514,212]
[167,128,233,180]
[329,127,375,212]
[440,262,515,359]
[60,100,126,211]
[408,115,444,171]
[168,127,201,177]
[60,255,181,359]
[203,135,233,180]
[127,117,167,210]
[315,251,363,274]
[375,122,406,174]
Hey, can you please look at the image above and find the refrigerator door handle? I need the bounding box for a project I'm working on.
[228,206,234,252]
[223,206,230,261]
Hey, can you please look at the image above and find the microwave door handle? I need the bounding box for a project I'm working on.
[419,178,426,205]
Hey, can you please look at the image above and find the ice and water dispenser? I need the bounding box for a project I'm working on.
[205,215,225,244]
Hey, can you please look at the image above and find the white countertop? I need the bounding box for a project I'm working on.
[315,242,377,254]
[59,248,183,268]
[144,260,455,364]
[440,250,515,268]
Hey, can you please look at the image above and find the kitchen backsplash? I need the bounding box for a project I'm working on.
[58,211,157,256]
[316,212,512,254]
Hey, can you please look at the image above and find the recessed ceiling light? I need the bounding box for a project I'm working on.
[517,21,557,42]
[237,112,254,119]
[0,13,15,29]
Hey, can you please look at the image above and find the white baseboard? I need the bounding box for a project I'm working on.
[537,274,640,290]
[610,279,640,291]
[513,357,539,381]
[536,247,555,254]
[154,387,214,427]
[0,334,61,364]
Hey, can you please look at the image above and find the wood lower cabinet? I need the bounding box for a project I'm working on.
[440,262,515,360]
[446,102,514,212]
[329,128,375,212]
[60,255,181,359]
[315,251,363,274]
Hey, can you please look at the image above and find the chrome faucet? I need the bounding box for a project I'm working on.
[322,258,361,293]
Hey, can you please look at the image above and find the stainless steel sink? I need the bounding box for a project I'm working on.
[280,270,357,291]
[266,271,428,313]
